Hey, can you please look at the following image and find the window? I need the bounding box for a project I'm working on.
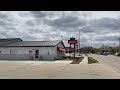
[0,51,1,54]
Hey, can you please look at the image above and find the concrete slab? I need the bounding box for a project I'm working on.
[0,57,120,79]
[79,55,88,64]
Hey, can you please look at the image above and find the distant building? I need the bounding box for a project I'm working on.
[0,38,66,60]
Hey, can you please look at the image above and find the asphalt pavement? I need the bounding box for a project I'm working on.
[88,54,120,73]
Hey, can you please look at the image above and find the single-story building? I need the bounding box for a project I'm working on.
[0,38,66,60]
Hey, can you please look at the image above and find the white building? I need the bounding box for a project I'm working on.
[0,38,66,60]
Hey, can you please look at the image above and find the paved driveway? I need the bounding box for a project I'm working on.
[0,59,120,79]
[88,54,120,72]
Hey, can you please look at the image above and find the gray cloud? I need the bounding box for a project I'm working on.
[0,13,16,28]
[25,20,36,27]
[30,11,46,18]
[28,29,50,34]
[0,11,120,47]
[95,36,119,41]
[46,16,86,31]
[90,18,120,30]
[0,13,8,19]
[21,35,38,41]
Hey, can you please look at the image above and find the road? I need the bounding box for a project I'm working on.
[88,54,120,73]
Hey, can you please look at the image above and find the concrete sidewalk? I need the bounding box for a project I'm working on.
[80,55,88,64]
[0,56,120,79]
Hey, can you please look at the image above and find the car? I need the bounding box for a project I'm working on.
[115,52,118,56]
[118,53,120,56]
[115,52,120,56]
[103,52,108,55]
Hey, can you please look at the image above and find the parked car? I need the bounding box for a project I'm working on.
[115,52,118,56]
[103,52,108,55]
[118,53,120,56]
[115,52,120,56]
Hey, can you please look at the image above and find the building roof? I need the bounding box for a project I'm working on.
[0,38,22,46]
[1,40,62,47]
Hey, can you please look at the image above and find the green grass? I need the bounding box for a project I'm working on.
[88,57,98,64]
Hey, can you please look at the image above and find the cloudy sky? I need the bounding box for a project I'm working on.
[0,11,120,47]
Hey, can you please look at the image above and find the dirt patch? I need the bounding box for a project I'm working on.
[70,57,84,64]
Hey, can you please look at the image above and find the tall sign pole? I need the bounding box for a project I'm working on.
[79,30,80,56]
[119,37,120,52]
[114,43,115,53]
[68,38,77,57]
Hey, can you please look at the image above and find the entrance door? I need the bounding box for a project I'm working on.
[35,50,39,59]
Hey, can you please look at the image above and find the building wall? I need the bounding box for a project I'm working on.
[54,42,65,53]
[0,47,56,60]
[54,42,65,59]
[0,47,10,54]
[0,47,55,55]
[0,42,65,60]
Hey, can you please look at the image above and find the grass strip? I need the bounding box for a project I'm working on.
[88,57,98,64]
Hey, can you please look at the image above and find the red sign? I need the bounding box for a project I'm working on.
[57,47,66,52]
[29,50,33,54]
[75,43,78,46]
[68,40,77,44]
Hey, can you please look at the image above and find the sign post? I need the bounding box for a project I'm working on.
[68,37,78,57]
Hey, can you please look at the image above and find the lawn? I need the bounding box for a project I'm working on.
[88,57,98,64]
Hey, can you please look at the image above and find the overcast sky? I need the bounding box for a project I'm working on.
[0,11,120,47]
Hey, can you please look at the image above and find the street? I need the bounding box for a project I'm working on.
[88,54,120,72]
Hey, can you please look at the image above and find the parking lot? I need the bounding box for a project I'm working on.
[88,54,120,72]
[0,56,120,79]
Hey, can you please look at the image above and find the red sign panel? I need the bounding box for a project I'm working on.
[29,50,33,54]
[75,43,78,46]
[68,40,77,44]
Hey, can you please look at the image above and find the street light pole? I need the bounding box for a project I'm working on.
[119,37,120,52]
[114,43,115,53]
[79,30,80,56]
[79,25,90,56]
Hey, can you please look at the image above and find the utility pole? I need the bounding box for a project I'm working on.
[114,43,115,53]
[78,25,90,56]
[79,30,80,56]
[103,44,104,51]
[119,37,120,52]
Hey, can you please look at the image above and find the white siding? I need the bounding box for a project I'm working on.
[0,47,55,55]
[0,47,10,54]
[54,42,65,54]
[0,42,65,55]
